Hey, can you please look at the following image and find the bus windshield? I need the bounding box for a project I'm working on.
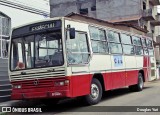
[10,31,64,71]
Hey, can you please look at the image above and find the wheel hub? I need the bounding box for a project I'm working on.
[91,84,99,99]
[139,76,143,89]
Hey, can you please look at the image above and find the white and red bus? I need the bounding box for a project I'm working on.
[9,17,156,105]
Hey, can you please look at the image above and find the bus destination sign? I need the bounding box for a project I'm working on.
[29,20,61,32]
[31,23,55,32]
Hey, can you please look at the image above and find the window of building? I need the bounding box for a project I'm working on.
[91,6,96,11]
[89,26,108,53]
[79,8,88,15]
[143,1,146,10]
[0,16,11,59]
[2,17,10,36]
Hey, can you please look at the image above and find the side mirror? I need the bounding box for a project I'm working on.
[69,28,75,39]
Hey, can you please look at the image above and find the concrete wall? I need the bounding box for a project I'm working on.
[80,0,96,18]
[50,0,78,17]
[50,0,142,21]
[0,59,8,77]
[96,0,141,21]
[50,0,97,18]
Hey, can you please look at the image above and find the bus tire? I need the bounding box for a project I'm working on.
[84,78,102,105]
[129,73,144,92]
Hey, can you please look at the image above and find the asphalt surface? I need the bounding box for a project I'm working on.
[8,79,160,115]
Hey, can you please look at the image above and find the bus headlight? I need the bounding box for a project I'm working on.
[13,85,21,89]
[54,80,69,86]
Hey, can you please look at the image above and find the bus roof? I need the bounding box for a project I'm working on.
[65,12,148,33]
[12,13,148,34]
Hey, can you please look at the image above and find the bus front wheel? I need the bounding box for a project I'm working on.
[84,78,102,105]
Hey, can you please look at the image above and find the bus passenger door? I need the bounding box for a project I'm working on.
[149,56,156,81]
[66,29,91,97]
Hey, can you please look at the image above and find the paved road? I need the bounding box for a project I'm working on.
[9,80,160,115]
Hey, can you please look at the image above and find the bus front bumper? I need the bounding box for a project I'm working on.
[11,90,70,100]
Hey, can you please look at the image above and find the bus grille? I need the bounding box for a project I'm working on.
[10,67,65,81]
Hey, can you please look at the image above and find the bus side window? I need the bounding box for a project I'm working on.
[148,48,154,56]
[121,33,134,55]
[107,30,122,54]
[142,38,148,56]
[147,39,154,56]
[142,38,147,47]
[132,36,143,55]
[66,31,90,64]
[147,40,153,47]
[89,26,108,53]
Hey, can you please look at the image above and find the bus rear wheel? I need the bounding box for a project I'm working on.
[84,78,102,105]
[129,73,144,92]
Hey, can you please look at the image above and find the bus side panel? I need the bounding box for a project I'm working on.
[89,55,112,90]
[71,74,92,97]
[111,71,126,89]
[136,56,143,81]
[104,72,112,90]
[110,55,126,89]
[126,70,139,86]
[124,56,138,86]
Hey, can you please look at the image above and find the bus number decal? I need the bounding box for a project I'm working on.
[113,55,123,67]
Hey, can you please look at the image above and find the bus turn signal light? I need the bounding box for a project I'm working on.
[54,80,69,86]
[13,85,21,89]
